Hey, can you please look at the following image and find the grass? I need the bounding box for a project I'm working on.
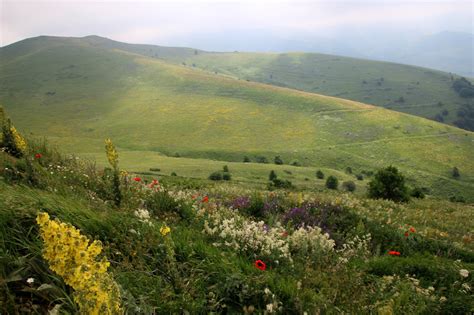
[0,143,473,314]
[0,36,473,201]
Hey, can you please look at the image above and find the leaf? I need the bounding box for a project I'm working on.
[37,283,55,291]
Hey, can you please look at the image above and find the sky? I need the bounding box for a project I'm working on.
[1,0,472,49]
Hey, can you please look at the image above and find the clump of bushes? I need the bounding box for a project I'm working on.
[274,156,283,165]
[367,166,409,202]
[149,167,161,172]
[243,156,251,163]
[209,166,232,181]
[256,156,269,164]
[410,187,425,199]
[452,167,460,178]
[268,170,292,189]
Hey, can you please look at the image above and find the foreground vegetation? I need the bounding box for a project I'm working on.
[1,125,472,313]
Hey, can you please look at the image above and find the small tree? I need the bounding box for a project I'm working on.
[316,170,324,179]
[222,173,231,181]
[269,170,277,181]
[367,166,409,202]
[452,167,460,178]
[223,165,229,173]
[243,156,251,163]
[209,171,222,181]
[342,181,356,192]
[325,176,338,190]
[274,156,283,165]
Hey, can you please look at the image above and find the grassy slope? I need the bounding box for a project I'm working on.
[177,52,473,126]
[0,36,473,200]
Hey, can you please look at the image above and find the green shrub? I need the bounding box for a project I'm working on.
[171,172,177,176]
[367,166,409,202]
[452,166,460,178]
[209,171,223,181]
[356,174,364,180]
[342,181,356,192]
[222,173,231,181]
[243,156,250,163]
[270,178,293,189]
[223,165,229,173]
[325,176,338,190]
[345,167,352,174]
[149,168,161,172]
[274,156,283,165]
[256,156,268,164]
[410,187,425,199]
[269,170,277,181]
[316,170,324,179]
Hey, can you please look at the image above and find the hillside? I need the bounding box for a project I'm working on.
[0,35,473,201]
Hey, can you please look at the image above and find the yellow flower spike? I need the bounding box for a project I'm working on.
[10,126,27,153]
[36,212,122,314]
[160,225,171,236]
[104,138,119,170]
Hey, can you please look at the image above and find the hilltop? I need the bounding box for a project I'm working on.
[0,35,473,201]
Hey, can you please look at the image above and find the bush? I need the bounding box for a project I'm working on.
[149,168,161,172]
[316,170,324,179]
[270,178,293,189]
[171,172,177,176]
[342,181,356,192]
[410,187,425,199]
[223,165,229,173]
[291,160,301,167]
[356,174,364,181]
[274,156,283,165]
[222,173,231,181]
[256,156,268,164]
[243,156,251,163]
[345,167,352,174]
[367,166,409,202]
[269,170,277,181]
[452,166,460,178]
[325,176,338,190]
[209,171,223,181]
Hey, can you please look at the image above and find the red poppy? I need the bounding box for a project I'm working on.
[388,251,401,256]
[409,227,416,233]
[191,194,198,200]
[34,153,42,159]
[202,196,209,203]
[255,260,266,271]
[404,232,409,237]
[133,177,141,182]
[281,231,288,238]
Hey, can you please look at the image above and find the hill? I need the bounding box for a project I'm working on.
[0,35,473,201]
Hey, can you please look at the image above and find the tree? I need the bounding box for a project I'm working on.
[269,170,277,181]
[274,156,283,165]
[209,171,223,181]
[243,156,251,163]
[452,167,460,178]
[316,170,324,179]
[367,166,409,202]
[223,165,229,173]
[325,176,338,190]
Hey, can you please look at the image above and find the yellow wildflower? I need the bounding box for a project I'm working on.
[36,212,122,314]
[105,138,119,170]
[160,225,171,236]
[10,126,27,153]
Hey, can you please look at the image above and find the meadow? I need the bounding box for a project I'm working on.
[1,36,473,201]
[0,137,473,314]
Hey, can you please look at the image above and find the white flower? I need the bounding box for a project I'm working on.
[266,303,274,313]
[462,283,471,291]
[264,288,271,295]
[428,286,435,292]
[459,269,469,278]
[439,296,447,303]
[26,277,34,284]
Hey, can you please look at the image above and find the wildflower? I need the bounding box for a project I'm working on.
[133,177,141,182]
[281,231,288,238]
[388,250,401,256]
[459,269,469,278]
[35,153,42,159]
[255,260,266,271]
[202,196,209,203]
[409,227,416,233]
[404,232,409,237]
[36,212,122,314]
[10,126,27,153]
[26,277,35,284]
[439,296,447,303]
[104,139,119,169]
[160,225,171,236]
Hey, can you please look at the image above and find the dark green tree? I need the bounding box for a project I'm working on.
[452,167,460,178]
[274,156,284,165]
[316,170,324,179]
[269,170,277,181]
[325,176,338,190]
[367,166,409,202]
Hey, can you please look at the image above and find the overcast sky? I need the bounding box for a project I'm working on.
[1,0,473,49]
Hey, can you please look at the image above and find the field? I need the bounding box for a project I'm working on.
[1,36,473,201]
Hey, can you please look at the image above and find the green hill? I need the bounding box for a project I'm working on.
[0,35,473,201]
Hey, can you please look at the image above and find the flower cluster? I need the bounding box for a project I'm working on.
[36,212,122,314]
[289,226,335,258]
[134,208,153,225]
[10,126,27,153]
[104,139,118,170]
[203,208,292,263]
